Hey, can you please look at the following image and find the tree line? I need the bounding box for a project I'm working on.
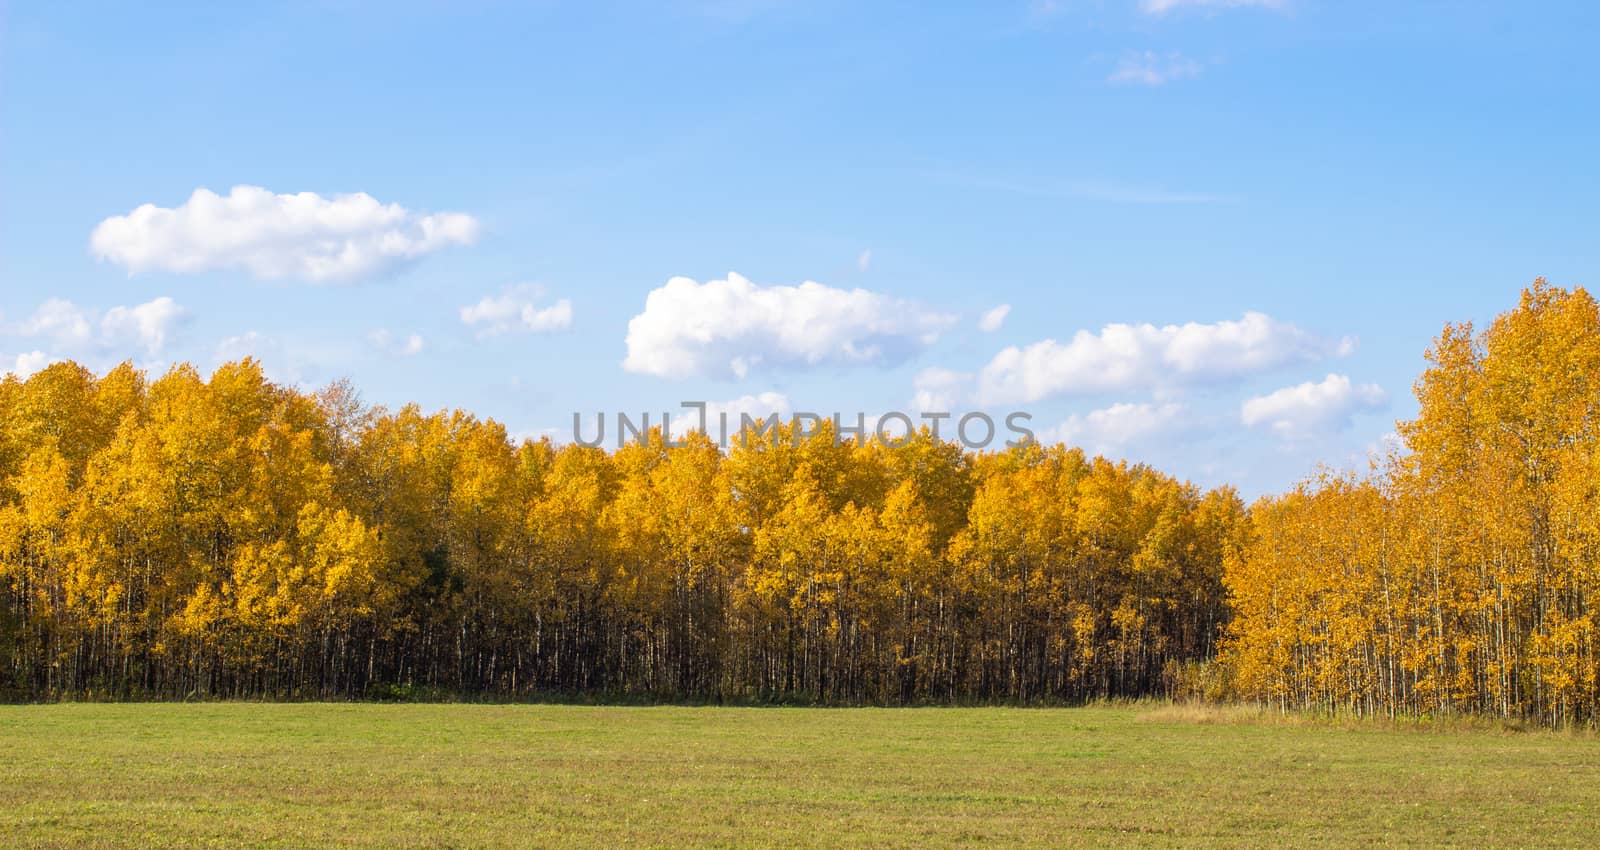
[7,279,1597,725]
[0,360,1242,702]
[1221,280,1600,726]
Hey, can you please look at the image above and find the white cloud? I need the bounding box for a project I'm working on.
[367,329,425,356]
[9,296,188,359]
[90,185,479,283]
[101,296,187,356]
[623,272,956,380]
[857,249,873,272]
[4,351,54,379]
[1108,51,1203,86]
[978,304,1012,333]
[1241,373,1386,439]
[21,299,94,346]
[460,285,573,337]
[1140,0,1285,14]
[913,367,972,411]
[978,311,1350,405]
[1040,401,1189,456]
[671,391,793,437]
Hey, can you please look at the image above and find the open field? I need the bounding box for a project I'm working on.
[2,704,1598,849]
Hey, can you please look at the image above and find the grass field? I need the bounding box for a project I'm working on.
[2,703,1598,848]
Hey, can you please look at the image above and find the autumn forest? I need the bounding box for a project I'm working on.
[3,282,1598,726]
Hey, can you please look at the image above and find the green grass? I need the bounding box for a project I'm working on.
[3,703,1598,848]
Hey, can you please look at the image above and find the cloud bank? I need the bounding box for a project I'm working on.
[670,391,794,436]
[624,272,955,380]
[977,311,1351,404]
[8,296,188,358]
[2,296,188,378]
[1241,373,1386,439]
[91,186,479,282]
[1042,401,1190,456]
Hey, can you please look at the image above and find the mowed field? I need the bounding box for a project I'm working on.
[2,704,1597,849]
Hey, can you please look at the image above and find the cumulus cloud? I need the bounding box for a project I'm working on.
[977,311,1350,405]
[4,352,55,379]
[20,299,95,346]
[9,296,188,359]
[1140,0,1285,13]
[1241,373,1387,439]
[978,304,1012,333]
[459,285,573,337]
[623,272,956,380]
[367,329,425,356]
[670,391,794,437]
[1108,52,1203,86]
[90,186,479,283]
[102,297,187,356]
[913,367,973,411]
[1041,401,1189,456]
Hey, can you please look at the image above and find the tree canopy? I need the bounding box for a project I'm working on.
[6,280,1598,726]
[0,363,1239,703]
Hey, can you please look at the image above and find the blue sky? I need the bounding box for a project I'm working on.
[3,0,1597,497]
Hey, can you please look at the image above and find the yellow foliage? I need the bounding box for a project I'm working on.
[1222,280,1600,726]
